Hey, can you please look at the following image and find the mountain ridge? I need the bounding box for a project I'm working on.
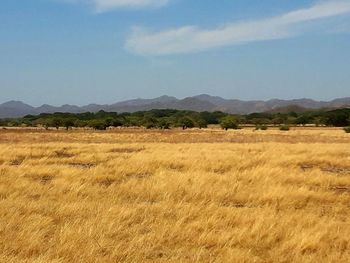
[1,95,350,118]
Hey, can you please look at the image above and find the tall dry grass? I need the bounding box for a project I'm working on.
[0,128,349,262]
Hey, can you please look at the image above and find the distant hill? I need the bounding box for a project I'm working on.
[0,101,37,118]
[266,105,310,114]
[1,95,350,118]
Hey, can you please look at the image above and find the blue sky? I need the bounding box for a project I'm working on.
[1,0,350,106]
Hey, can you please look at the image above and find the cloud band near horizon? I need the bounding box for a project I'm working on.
[125,0,350,56]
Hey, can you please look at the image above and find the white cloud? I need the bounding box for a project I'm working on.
[125,0,350,55]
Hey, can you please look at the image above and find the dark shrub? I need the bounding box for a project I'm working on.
[88,120,108,130]
[255,125,268,130]
[279,125,290,131]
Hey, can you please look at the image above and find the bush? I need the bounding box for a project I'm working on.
[142,117,158,129]
[255,125,268,130]
[158,119,171,129]
[279,125,290,131]
[344,127,350,133]
[88,120,108,130]
[195,118,208,129]
[144,122,156,129]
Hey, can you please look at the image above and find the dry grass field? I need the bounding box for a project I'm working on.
[0,127,349,263]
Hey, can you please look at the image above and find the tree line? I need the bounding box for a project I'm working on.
[0,108,350,130]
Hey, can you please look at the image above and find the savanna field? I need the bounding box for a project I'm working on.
[0,128,349,263]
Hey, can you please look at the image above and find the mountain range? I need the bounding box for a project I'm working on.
[1,95,350,118]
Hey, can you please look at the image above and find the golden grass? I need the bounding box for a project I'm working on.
[0,128,349,262]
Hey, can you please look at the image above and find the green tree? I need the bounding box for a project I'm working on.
[178,117,195,130]
[142,117,158,129]
[220,116,239,130]
[196,118,208,129]
[295,115,310,126]
[74,119,88,128]
[51,118,63,130]
[88,120,108,130]
[323,109,350,127]
[63,119,75,130]
[158,118,171,129]
[111,118,124,127]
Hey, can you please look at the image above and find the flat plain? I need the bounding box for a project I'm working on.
[0,128,349,262]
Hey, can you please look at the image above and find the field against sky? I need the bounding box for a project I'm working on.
[0,128,349,262]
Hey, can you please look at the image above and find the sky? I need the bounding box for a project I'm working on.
[1,0,350,106]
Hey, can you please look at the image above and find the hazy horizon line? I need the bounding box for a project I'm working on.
[1,94,350,108]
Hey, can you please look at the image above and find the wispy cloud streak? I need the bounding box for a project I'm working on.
[61,0,169,12]
[125,0,350,55]
[94,0,169,12]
